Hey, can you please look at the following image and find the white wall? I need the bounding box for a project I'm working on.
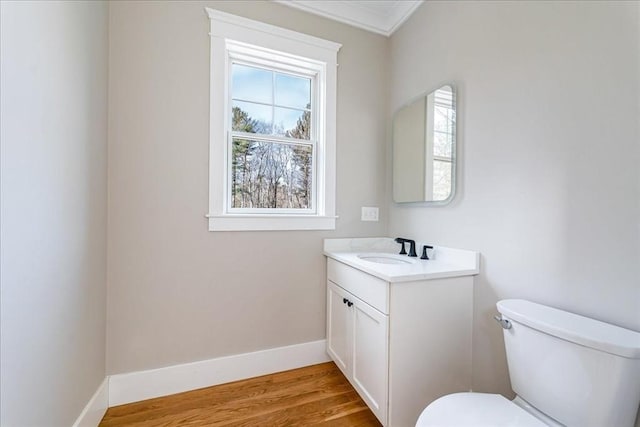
[389,0,640,404]
[0,1,108,425]
[107,1,389,375]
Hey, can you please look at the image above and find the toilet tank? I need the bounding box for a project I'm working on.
[497,299,640,427]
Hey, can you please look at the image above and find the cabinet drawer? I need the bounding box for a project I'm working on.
[327,258,389,314]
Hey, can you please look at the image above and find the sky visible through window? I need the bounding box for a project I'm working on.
[232,64,311,138]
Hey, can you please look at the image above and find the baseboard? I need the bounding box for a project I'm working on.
[109,339,330,406]
[72,377,109,427]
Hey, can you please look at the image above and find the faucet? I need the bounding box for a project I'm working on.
[394,237,417,257]
[421,245,433,260]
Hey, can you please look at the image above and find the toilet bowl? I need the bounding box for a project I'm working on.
[415,299,640,427]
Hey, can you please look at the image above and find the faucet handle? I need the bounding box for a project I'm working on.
[420,245,433,260]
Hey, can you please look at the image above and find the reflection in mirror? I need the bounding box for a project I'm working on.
[393,84,456,203]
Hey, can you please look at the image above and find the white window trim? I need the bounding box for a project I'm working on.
[205,8,341,231]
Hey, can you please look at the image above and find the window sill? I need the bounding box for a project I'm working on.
[207,214,337,231]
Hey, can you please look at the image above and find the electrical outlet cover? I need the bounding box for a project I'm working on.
[361,207,379,221]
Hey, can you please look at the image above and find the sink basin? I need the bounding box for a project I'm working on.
[357,254,414,265]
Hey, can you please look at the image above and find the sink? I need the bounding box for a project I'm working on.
[357,253,414,265]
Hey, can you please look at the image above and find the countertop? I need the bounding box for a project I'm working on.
[324,238,480,283]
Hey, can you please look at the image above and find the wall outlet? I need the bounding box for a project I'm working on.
[361,206,379,222]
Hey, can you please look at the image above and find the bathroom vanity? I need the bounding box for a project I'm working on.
[324,238,479,427]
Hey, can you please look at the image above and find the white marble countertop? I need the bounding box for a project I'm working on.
[324,238,480,283]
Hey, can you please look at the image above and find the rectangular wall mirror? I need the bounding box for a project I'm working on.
[392,84,456,204]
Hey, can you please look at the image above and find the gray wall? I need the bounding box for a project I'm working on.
[107,1,389,374]
[0,1,109,425]
[389,0,640,402]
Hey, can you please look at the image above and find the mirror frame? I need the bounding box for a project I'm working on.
[392,83,457,206]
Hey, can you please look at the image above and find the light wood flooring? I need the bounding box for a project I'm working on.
[99,362,382,426]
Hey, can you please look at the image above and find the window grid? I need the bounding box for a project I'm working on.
[230,61,314,138]
[227,56,319,214]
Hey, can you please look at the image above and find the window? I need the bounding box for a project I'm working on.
[206,9,341,231]
[431,86,454,201]
[230,61,313,212]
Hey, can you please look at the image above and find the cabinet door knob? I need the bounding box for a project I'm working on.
[343,298,348,304]
[347,301,353,307]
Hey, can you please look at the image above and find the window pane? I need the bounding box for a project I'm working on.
[231,138,313,209]
[274,107,310,139]
[433,131,452,158]
[275,73,311,109]
[433,160,452,201]
[231,64,272,104]
[434,105,452,133]
[232,101,272,134]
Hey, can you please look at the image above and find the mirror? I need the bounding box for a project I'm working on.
[393,84,456,203]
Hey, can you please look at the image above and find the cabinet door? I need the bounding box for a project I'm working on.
[352,298,389,425]
[327,281,351,375]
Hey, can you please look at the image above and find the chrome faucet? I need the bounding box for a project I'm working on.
[394,237,417,257]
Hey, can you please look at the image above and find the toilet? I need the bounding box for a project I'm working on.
[416,299,640,427]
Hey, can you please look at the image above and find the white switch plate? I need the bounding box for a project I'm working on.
[361,206,379,222]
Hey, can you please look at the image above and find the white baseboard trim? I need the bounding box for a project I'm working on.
[109,339,330,407]
[72,377,109,427]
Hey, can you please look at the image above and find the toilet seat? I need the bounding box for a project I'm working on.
[416,393,549,427]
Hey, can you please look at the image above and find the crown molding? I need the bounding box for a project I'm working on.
[274,1,423,37]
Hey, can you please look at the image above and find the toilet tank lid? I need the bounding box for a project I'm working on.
[497,299,640,359]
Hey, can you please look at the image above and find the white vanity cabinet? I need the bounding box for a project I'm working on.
[327,281,389,423]
[325,255,475,427]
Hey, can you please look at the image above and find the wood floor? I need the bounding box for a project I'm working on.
[100,362,382,426]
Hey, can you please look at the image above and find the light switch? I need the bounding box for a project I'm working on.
[361,206,379,222]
